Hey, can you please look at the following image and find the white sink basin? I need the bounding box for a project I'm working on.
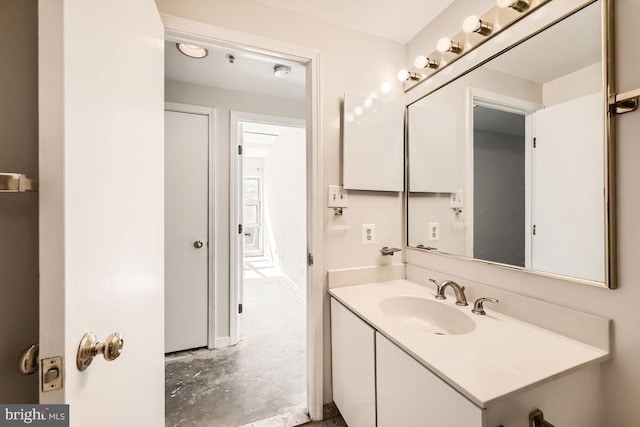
[379,295,477,335]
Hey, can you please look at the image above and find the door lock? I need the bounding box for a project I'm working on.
[76,332,124,371]
[193,240,204,249]
[17,344,39,375]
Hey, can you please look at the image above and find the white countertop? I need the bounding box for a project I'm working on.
[329,279,609,408]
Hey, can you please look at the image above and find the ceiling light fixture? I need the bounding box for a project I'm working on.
[176,43,208,59]
[497,0,532,13]
[437,37,463,54]
[414,55,439,69]
[274,64,291,78]
[462,15,494,36]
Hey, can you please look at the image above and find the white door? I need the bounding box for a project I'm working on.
[532,92,605,282]
[164,110,210,353]
[38,1,165,425]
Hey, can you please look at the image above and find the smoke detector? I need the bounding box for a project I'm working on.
[273,64,291,79]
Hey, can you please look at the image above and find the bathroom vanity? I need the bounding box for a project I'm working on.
[330,279,609,427]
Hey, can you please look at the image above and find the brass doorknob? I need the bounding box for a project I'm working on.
[77,332,124,371]
[193,240,204,249]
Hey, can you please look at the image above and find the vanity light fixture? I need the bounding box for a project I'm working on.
[497,0,532,13]
[436,37,463,54]
[462,15,494,36]
[176,43,208,59]
[273,64,291,79]
[398,0,552,92]
[397,69,420,82]
[414,55,439,69]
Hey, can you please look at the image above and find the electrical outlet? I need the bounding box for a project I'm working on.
[362,224,375,245]
[428,222,440,241]
[328,185,348,208]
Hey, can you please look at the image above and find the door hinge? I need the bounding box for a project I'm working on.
[238,145,243,155]
[238,224,243,234]
[533,224,537,235]
[533,137,537,148]
[238,303,243,314]
[307,253,314,267]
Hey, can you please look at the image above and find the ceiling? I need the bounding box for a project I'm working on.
[254,0,456,43]
[165,42,306,101]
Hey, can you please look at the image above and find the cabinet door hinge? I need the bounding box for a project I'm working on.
[533,224,537,235]
[307,253,314,267]
[238,224,242,234]
[238,303,243,314]
[533,137,537,148]
[238,145,243,155]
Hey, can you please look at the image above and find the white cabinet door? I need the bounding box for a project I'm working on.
[343,93,404,191]
[376,333,483,427]
[330,298,376,427]
[38,0,164,424]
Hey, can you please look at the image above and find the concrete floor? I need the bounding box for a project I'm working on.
[165,259,309,426]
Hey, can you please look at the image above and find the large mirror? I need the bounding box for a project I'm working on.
[407,0,615,287]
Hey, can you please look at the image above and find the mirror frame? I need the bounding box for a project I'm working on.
[404,0,617,289]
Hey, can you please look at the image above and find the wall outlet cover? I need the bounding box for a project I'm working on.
[362,224,375,245]
[449,191,463,208]
[428,222,440,241]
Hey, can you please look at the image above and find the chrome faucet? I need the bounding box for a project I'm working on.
[471,297,499,315]
[428,279,468,306]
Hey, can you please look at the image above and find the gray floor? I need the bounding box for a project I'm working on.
[165,259,309,426]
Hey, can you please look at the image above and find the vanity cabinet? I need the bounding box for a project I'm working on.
[330,296,604,427]
[330,298,376,427]
[376,332,482,427]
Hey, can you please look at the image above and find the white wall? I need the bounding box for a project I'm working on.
[264,127,307,293]
[405,1,640,426]
[156,0,406,403]
[165,79,305,341]
[543,62,602,107]
[0,0,39,403]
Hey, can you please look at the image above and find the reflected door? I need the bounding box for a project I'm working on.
[531,92,605,281]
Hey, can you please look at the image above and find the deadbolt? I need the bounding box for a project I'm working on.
[77,332,124,371]
[193,240,204,249]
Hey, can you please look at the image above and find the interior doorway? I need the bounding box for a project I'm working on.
[162,32,313,425]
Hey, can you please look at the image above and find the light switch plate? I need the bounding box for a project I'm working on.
[362,224,375,245]
[328,185,348,208]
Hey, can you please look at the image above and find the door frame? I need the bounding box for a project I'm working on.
[466,88,541,265]
[164,102,217,349]
[162,16,324,421]
[230,111,306,344]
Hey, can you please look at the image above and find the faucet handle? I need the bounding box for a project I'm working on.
[471,297,499,315]
[428,279,446,300]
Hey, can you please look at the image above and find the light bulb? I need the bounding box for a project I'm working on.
[397,69,410,81]
[463,16,481,33]
[414,55,428,68]
[497,0,531,12]
[414,55,438,69]
[437,37,462,54]
[463,15,493,36]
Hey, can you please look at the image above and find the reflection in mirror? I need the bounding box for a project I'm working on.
[407,1,607,284]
